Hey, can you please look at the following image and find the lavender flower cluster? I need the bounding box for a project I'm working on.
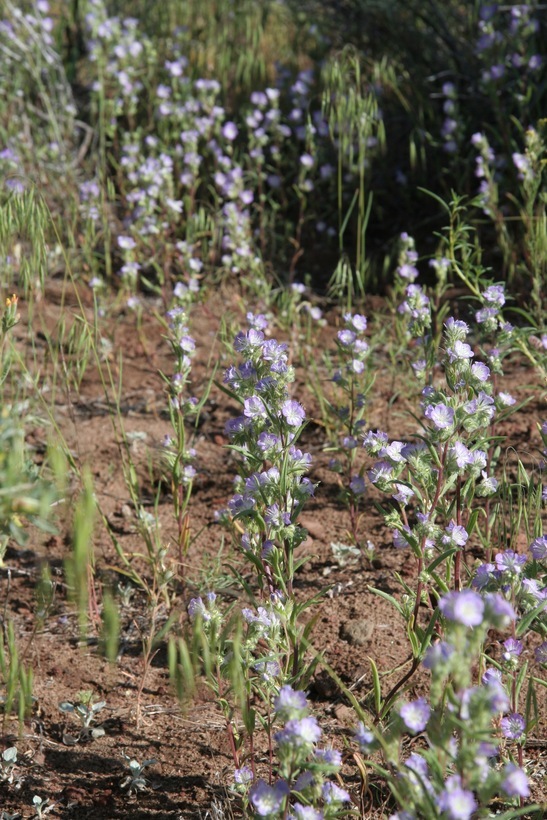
[245,685,350,819]
[324,313,372,547]
[0,0,76,194]
[475,3,542,87]
[395,234,431,340]
[161,305,198,489]
[355,587,531,819]
[220,313,314,594]
[365,315,504,554]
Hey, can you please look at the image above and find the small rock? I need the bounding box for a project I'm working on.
[333,703,355,725]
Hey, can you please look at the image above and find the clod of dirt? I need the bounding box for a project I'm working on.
[339,619,373,646]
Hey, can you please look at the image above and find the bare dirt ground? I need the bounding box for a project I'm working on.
[1,278,546,818]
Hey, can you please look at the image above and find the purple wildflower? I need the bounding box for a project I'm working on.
[362,429,389,454]
[246,312,268,331]
[502,638,523,663]
[222,121,238,141]
[234,766,253,785]
[500,712,526,740]
[483,284,505,307]
[243,395,268,420]
[477,472,499,495]
[393,527,411,549]
[535,642,547,664]
[442,521,469,548]
[445,317,469,336]
[355,722,377,752]
[234,328,264,354]
[438,775,477,820]
[485,680,510,714]
[521,579,547,603]
[471,562,496,590]
[293,771,314,793]
[449,441,473,470]
[484,593,516,627]
[471,361,490,382]
[463,391,495,422]
[257,432,282,453]
[349,475,366,495]
[439,590,484,627]
[281,400,306,427]
[337,329,356,346]
[275,716,322,748]
[315,748,342,767]
[274,684,308,721]
[530,536,547,560]
[447,341,474,363]
[367,461,394,485]
[379,441,407,463]
[117,235,136,250]
[292,805,323,820]
[392,483,414,505]
[345,313,368,332]
[321,782,350,804]
[249,779,289,816]
[498,392,516,407]
[254,660,281,681]
[242,606,279,630]
[265,504,291,528]
[423,641,454,670]
[482,667,502,688]
[399,697,430,733]
[495,550,527,576]
[188,596,213,621]
[501,764,530,798]
[476,306,498,324]
[403,753,434,796]
[424,403,455,430]
[228,493,255,515]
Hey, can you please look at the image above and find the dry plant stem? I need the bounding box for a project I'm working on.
[380,441,451,716]
[176,507,190,585]
[291,640,299,680]
[288,195,306,283]
[257,174,266,256]
[484,407,497,564]
[266,704,273,782]
[87,567,101,632]
[20,582,56,665]
[247,697,256,775]
[2,568,12,626]
[454,476,462,591]
[410,441,448,629]
[377,656,422,722]
[263,562,276,596]
[135,603,161,729]
[216,665,240,768]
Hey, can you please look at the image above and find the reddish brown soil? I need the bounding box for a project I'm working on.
[1,279,546,818]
